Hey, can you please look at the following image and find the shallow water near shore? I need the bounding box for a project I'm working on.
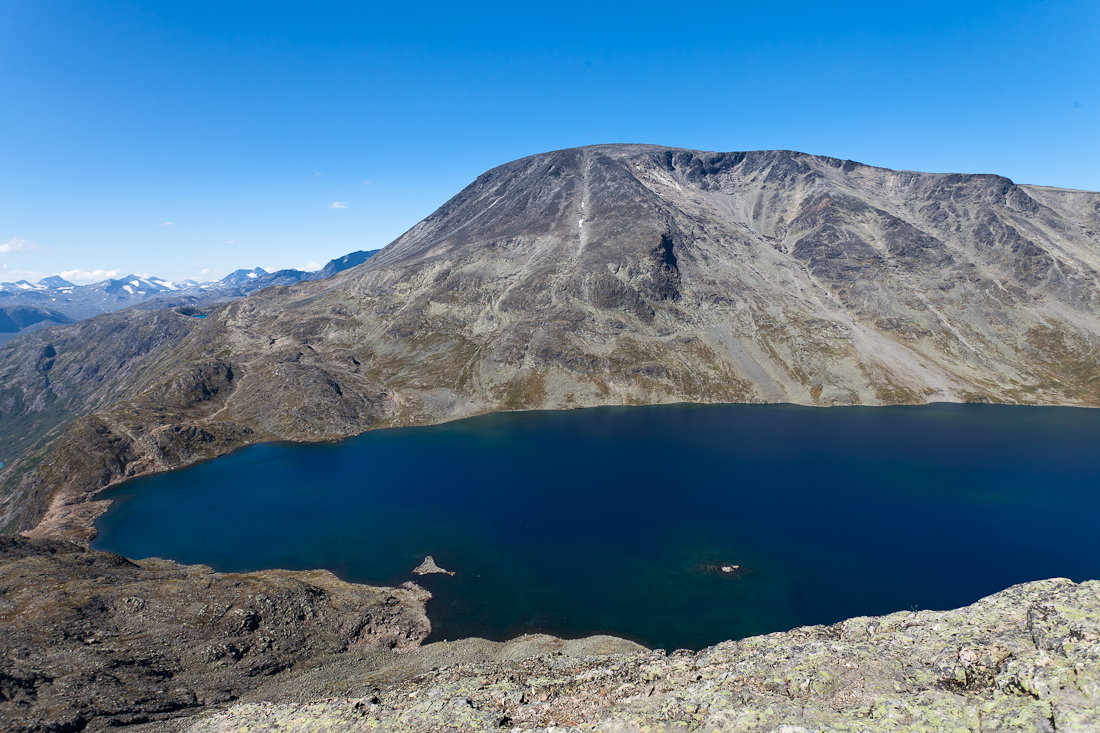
[93,402,1100,651]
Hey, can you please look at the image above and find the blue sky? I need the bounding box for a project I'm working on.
[1,1,1096,284]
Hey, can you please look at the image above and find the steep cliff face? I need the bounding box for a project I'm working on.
[3,144,1100,541]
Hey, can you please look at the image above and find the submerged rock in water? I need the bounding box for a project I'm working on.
[412,555,455,576]
[698,561,748,577]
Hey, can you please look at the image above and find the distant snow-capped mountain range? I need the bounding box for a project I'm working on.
[0,250,378,343]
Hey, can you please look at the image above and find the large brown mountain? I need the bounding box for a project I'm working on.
[2,144,1099,540]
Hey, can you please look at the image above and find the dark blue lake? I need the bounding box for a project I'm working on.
[92,403,1100,651]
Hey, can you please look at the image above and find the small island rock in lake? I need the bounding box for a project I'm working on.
[413,555,455,576]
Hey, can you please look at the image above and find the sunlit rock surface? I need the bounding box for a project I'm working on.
[187,579,1099,732]
[2,146,1100,727]
[4,145,1099,542]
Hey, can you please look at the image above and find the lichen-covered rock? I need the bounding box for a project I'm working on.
[186,578,1099,732]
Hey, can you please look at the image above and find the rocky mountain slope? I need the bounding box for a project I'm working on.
[3,535,1096,731]
[186,578,1100,732]
[3,144,1100,542]
[0,304,72,336]
[0,536,431,731]
[2,144,1100,730]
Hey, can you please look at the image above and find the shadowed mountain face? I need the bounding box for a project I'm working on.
[3,144,1100,539]
[0,305,71,333]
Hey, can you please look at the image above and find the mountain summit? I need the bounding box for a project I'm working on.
[351,143,1100,407]
[3,144,1100,539]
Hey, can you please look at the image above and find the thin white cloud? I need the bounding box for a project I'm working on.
[0,238,28,253]
[302,262,323,272]
[163,222,174,226]
[59,268,126,284]
[199,268,226,278]
[226,239,236,244]
[363,180,372,185]
[1,263,44,281]
[329,201,348,209]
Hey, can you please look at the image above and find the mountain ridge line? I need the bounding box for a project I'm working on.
[1,143,1098,544]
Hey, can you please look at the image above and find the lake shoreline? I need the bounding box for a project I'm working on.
[7,531,1098,732]
[89,401,1100,653]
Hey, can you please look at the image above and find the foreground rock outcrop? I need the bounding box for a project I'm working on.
[4,533,1096,732]
[188,578,1100,732]
[4,145,1100,544]
[0,537,431,731]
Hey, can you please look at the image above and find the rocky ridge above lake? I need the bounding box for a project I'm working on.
[0,536,432,732]
[4,144,1100,542]
[161,579,1100,732]
[2,144,1100,731]
[3,534,1097,732]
